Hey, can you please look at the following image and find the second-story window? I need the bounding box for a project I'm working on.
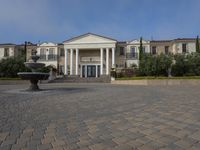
[152,46,157,55]
[182,43,187,53]
[49,48,55,55]
[165,46,169,54]
[119,47,124,55]
[49,48,56,60]
[131,47,136,57]
[40,48,46,55]
[4,48,9,57]
[60,48,64,56]
[40,48,46,60]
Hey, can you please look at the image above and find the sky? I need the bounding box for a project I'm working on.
[0,0,200,44]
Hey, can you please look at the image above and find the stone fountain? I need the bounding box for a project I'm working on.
[18,49,49,91]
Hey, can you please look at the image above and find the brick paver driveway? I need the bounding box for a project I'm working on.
[1,83,200,150]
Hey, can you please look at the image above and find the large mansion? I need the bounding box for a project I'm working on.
[0,33,197,78]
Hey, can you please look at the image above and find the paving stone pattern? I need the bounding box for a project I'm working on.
[0,83,200,150]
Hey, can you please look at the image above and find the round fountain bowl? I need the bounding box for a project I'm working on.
[25,62,45,70]
[18,72,49,80]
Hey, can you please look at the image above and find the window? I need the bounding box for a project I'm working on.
[165,46,169,54]
[131,47,136,56]
[40,48,46,55]
[48,48,56,60]
[49,48,55,55]
[60,48,64,56]
[39,48,46,60]
[4,48,9,57]
[152,46,157,55]
[119,47,124,55]
[182,43,187,53]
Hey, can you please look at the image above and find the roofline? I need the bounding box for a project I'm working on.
[150,40,173,43]
[63,32,118,43]
[174,38,196,41]
[0,43,16,46]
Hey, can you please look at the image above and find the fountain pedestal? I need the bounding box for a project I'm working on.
[29,79,39,91]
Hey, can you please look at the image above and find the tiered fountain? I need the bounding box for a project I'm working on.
[18,49,49,91]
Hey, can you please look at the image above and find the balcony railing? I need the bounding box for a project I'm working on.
[38,54,57,61]
[126,53,138,59]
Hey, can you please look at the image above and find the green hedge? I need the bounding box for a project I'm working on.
[137,53,200,77]
[116,76,200,80]
[138,53,173,76]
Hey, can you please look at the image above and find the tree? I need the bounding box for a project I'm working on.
[139,37,143,61]
[196,36,200,53]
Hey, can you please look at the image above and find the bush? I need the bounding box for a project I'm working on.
[0,57,30,78]
[171,53,200,76]
[138,53,173,76]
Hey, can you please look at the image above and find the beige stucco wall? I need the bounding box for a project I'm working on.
[150,41,173,54]
[115,43,126,69]
[172,41,196,54]
[0,46,15,60]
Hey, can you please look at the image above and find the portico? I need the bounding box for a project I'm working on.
[63,33,117,78]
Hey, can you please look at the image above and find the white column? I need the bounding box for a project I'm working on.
[100,48,104,75]
[70,49,73,75]
[85,65,87,78]
[80,65,82,78]
[96,65,98,78]
[106,48,109,75]
[112,47,115,68]
[64,49,68,75]
[75,48,79,75]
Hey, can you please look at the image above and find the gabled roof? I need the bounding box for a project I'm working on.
[174,38,195,41]
[0,43,16,46]
[150,40,172,43]
[63,32,117,43]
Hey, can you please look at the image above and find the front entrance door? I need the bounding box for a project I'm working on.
[87,65,96,77]
[81,65,100,78]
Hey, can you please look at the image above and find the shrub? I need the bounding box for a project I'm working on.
[0,56,30,77]
[138,53,173,76]
[171,53,200,76]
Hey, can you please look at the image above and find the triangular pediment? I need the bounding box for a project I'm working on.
[63,33,117,44]
[39,42,57,47]
[129,39,150,44]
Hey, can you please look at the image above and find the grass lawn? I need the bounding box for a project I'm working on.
[116,76,200,80]
[0,77,21,80]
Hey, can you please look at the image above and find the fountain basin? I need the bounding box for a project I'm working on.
[18,72,49,80]
[18,72,49,91]
[25,62,45,70]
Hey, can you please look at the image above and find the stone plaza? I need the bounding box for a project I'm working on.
[0,83,200,150]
